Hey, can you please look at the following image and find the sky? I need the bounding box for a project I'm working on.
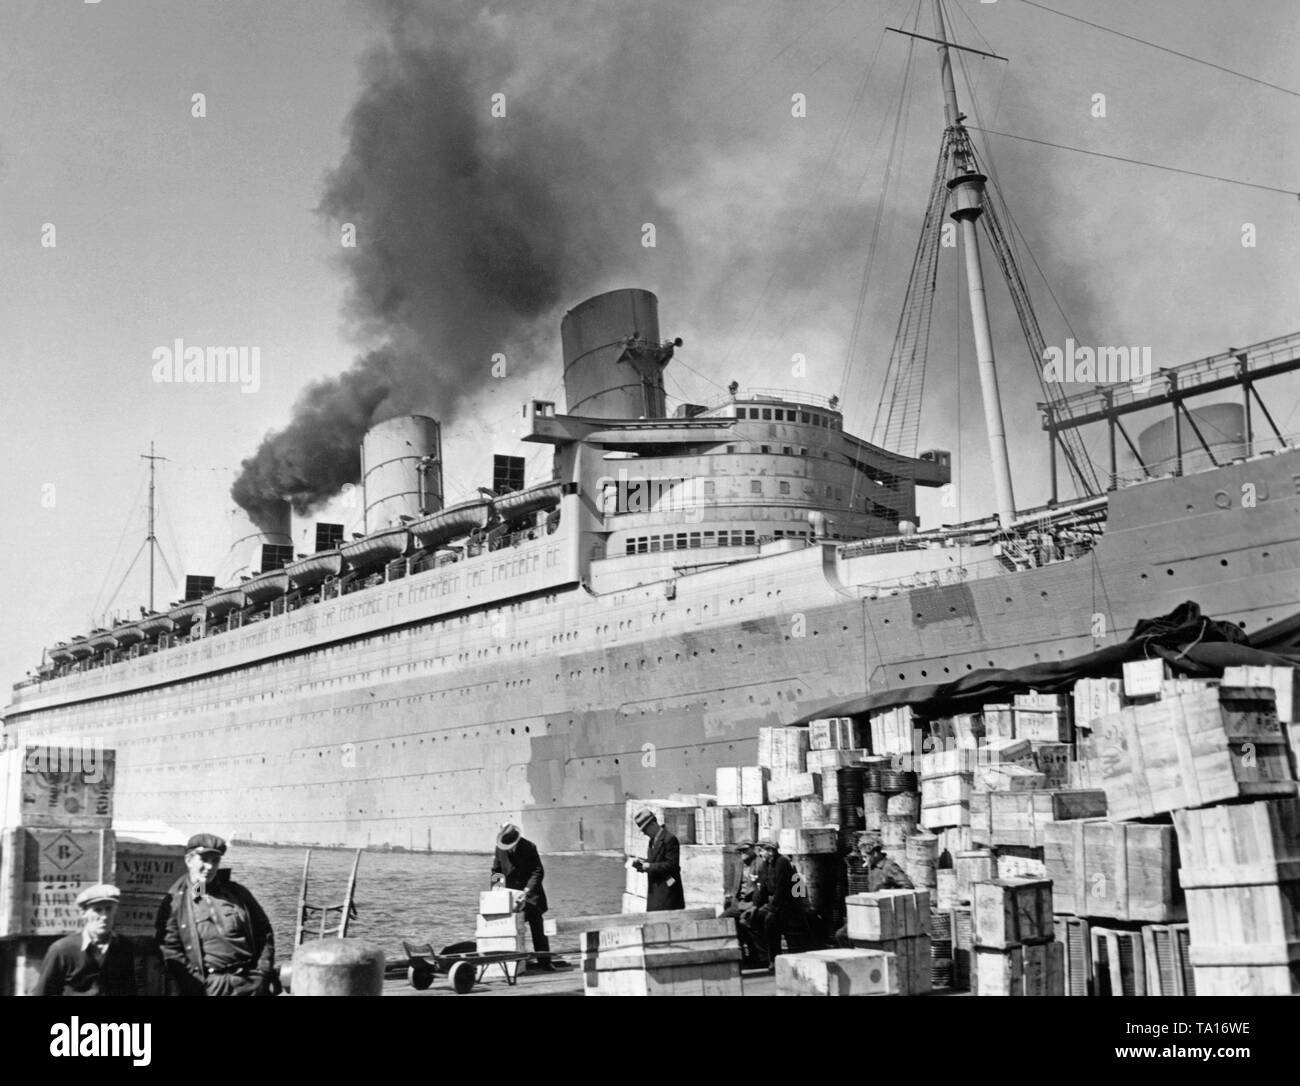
[1,0,1297,695]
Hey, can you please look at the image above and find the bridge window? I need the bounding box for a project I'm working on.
[704,480,715,496]
[774,409,784,421]
[751,480,763,494]
[762,409,772,420]
[779,481,790,495]
[800,412,810,423]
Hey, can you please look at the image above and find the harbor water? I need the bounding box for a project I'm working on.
[221,843,625,961]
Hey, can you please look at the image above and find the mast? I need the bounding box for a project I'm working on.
[931,0,1016,527]
[141,443,167,611]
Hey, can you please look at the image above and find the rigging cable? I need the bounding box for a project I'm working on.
[968,128,1298,197]
[1012,0,1300,99]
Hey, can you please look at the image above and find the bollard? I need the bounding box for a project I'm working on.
[289,939,385,996]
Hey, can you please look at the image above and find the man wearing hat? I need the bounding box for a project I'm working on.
[36,884,137,996]
[721,839,764,966]
[834,834,913,946]
[157,833,277,996]
[490,822,552,969]
[630,809,685,911]
[750,837,798,972]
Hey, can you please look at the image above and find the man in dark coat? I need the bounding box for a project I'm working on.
[36,884,137,996]
[631,808,685,910]
[156,833,277,996]
[491,822,553,970]
[834,833,915,946]
[721,839,764,966]
[751,837,798,972]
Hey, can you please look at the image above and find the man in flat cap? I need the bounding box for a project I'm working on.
[721,839,764,966]
[157,833,277,996]
[36,884,137,996]
[751,837,798,972]
[490,822,553,970]
[631,809,685,911]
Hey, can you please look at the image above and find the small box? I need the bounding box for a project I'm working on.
[769,772,821,802]
[976,764,1047,792]
[845,889,931,941]
[476,912,526,937]
[1014,709,1070,743]
[479,889,525,916]
[715,768,743,807]
[982,705,1015,741]
[973,940,1064,996]
[1031,742,1072,790]
[740,767,770,806]
[980,739,1035,767]
[1123,659,1169,698]
[775,948,899,996]
[778,827,839,854]
[971,878,1054,949]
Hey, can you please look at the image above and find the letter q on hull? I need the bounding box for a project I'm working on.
[361,415,443,531]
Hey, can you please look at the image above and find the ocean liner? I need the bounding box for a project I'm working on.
[6,5,1300,853]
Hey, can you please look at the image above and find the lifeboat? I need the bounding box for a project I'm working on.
[342,525,411,574]
[492,480,563,521]
[168,600,206,632]
[48,643,73,664]
[138,613,175,639]
[67,637,95,660]
[112,623,145,647]
[202,585,246,618]
[408,498,491,550]
[287,549,343,589]
[88,629,118,653]
[242,569,290,605]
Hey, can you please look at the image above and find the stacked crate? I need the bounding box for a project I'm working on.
[0,745,120,996]
[869,705,920,756]
[1223,665,1300,773]
[775,947,900,996]
[1081,682,1294,820]
[622,798,701,912]
[476,888,526,964]
[843,889,932,995]
[920,747,976,831]
[1173,797,1300,995]
[971,877,1063,996]
[809,717,864,751]
[582,914,741,996]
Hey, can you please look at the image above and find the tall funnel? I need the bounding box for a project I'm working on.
[561,289,672,419]
[361,415,443,531]
[223,501,292,582]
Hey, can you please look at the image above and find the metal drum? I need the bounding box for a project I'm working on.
[836,767,865,833]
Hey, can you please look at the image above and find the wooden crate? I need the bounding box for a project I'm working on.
[1123,658,1169,698]
[976,764,1046,792]
[972,940,1064,996]
[950,906,973,990]
[1055,915,1093,996]
[740,767,770,806]
[475,913,526,938]
[807,748,870,773]
[1031,742,1072,790]
[1091,927,1146,996]
[970,790,1107,848]
[775,948,899,996]
[809,718,864,751]
[1073,678,1125,733]
[996,854,1047,880]
[113,840,185,938]
[757,728,809,774]
[1043,819,1184,922]
[971,878,1053,949]
[679,845,742,909]
[1144,923,1196,996]
[870,706,920,757]
[981,704,1015,741]
[981,738,1036,766]
[1014,710,1070,744]
[0,827,116,937]
[778,827,838,855]
[583,914,742,997]
[845,889,932,941]
[0,746,115,830]
[1088,686,1295,820]
[769,772,821,802]
[953,850,996,903]
[845,934,931,995]
[716,768,743,807]
[1173,797,1300,995]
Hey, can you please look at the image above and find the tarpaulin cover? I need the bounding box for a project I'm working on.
[800,601,1300,722]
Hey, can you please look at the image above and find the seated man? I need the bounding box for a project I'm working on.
[835,833,914,946]
[750,837,798,973]
[720,839,764,966]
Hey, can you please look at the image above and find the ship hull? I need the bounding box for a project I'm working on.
[7,451,1300,855]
